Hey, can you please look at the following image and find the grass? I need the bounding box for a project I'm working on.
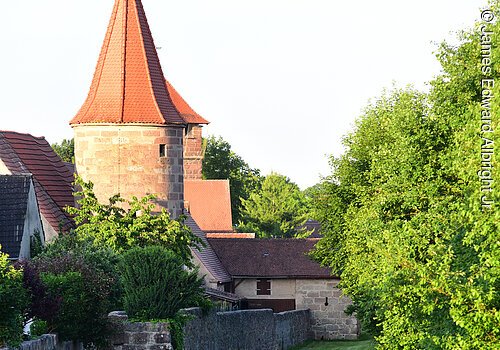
[291,335,376,350]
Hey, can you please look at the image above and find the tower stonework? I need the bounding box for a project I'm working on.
[165,82,209,180]
[183,125,204,180]
[70,0,189,217]
[73,125,184,217]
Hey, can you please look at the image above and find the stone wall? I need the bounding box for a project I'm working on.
[109,308,310,350]
[110,320,173,350]
[295,279,359,340]
[3,334,83,350]
[182,308,310,350]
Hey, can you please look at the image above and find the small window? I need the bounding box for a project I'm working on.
[257,279,271,295]
[159,144,166,157]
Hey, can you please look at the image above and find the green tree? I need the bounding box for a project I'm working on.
[51,138,74,163]
[118,245,206,320]
[66,177,202,265]
[311,7,500,347]
[202,136,262,224]
[239,173,309,238]
[0,246,28,348]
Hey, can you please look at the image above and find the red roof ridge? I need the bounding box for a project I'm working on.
[0,130,46,141]
[70,0,185,126]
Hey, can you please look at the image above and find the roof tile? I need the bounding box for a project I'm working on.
[184,180,233,233]
[0,175,31,258]
[166,81,209,125]
[0,131,74,233]
[185,215,232,283]
[208,238,335,279]
[70,0,185,126]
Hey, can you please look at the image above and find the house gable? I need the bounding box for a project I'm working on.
[0,175,44,259]
[0,131,75,238]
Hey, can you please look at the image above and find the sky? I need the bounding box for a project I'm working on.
[0,0,487,189]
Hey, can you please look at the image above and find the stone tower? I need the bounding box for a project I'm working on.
[165,81,209,180]
[70,0,207,217]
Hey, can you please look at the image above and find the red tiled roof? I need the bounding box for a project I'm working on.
[208,238,335,279]
[0,131,74,233]
[206,233,255,239]
[166,81,209,125]
[70,0,185,126]
[184,215,232,283]
[184,180,233,233]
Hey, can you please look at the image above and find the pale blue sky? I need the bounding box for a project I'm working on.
[0,0,486,188]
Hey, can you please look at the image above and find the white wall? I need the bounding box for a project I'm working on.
[19,179,44,259]
[0,159,11,174]
[235,278,296,299]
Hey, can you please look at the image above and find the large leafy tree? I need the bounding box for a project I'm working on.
[51,138,74,163]
[311,6,500,348]
[66,177,202,265]
[239,173,309,238]
[202,135,262,224]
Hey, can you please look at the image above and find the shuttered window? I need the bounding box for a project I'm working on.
[256,279,271,295]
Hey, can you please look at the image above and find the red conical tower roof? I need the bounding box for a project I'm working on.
[70,0,185,125]
[166,80,209,125]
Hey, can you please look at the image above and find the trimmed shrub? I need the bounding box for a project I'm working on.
[119,246,206,320]
[0,246,28,347]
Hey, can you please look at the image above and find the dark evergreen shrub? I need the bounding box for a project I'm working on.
[119,245,205,320]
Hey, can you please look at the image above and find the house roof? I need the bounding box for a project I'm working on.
[204,287,243,303]
[206,232,255,239]
[0,175,32,258]
[208,238,335,279]
[298,219,323,238]
[166,81,209,125]
[184,180,233,233]
[184,215,232,284]
[70,0,185,126]
[0,131,74,233]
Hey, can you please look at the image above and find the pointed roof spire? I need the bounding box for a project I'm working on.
[70,0,185,125]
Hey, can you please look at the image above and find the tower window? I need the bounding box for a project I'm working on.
[159,144,166,157]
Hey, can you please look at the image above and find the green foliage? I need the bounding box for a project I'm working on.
[32,252,116,347]
[239,172,310,238]
[66,177,202,265]
[311,6,500,348]
[51,138,74,163]
[0,246,28,347]
[29,320,48,338]
[202,135,262,224]
[168,312,195,350]
[38,233,122,310]
[118,245,206,320]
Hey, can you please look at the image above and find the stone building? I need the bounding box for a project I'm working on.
[208,238,359,339]
[70,0,208,218]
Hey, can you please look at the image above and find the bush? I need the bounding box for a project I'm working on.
[0,246,28,347]
[24,252,116,347]
[36,233,122,310]
[119,246,206,320]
